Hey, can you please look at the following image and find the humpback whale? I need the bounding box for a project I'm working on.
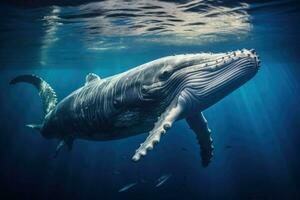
[10,49,260,167]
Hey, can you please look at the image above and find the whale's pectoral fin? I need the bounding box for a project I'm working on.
[132,94,187,162]
[186,112,213,167]
[85,73,101,85]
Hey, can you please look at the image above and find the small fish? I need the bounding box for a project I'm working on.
[118,182,137,192]
[155,174,172,187]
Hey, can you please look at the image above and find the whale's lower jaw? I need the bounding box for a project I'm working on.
[11,49,260,167]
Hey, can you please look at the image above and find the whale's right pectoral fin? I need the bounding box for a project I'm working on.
[85,73,101,85]
[132,93,187,162]
[186,112,214,167]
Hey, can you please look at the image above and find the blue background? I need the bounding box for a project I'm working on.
[0,0,300,199]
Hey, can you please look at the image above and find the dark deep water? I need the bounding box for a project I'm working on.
[1,0,300,199]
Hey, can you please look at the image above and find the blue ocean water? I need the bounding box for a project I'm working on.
[0,0,300,199]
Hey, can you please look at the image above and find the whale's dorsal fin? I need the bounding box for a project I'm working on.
[186,112,214,167]
[85,73,101,85]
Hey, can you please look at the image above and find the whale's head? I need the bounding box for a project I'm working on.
[141,49,260,110]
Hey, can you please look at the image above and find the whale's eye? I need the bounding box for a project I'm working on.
[159,70,171,80]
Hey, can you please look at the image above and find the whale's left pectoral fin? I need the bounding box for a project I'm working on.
[186,112,214,167]
[85,73,101,85]
[132,95,187,162]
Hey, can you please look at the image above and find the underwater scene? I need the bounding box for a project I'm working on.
[1,0,300,199]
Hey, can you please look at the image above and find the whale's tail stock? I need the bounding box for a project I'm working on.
[9,74,57,131]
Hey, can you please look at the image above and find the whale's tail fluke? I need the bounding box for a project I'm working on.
[25,124,43,131]
[10,74,58,118]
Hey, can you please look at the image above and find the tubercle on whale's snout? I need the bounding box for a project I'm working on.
[200,49,260,73]
[225,49,261,72]
[248,49,261,69]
